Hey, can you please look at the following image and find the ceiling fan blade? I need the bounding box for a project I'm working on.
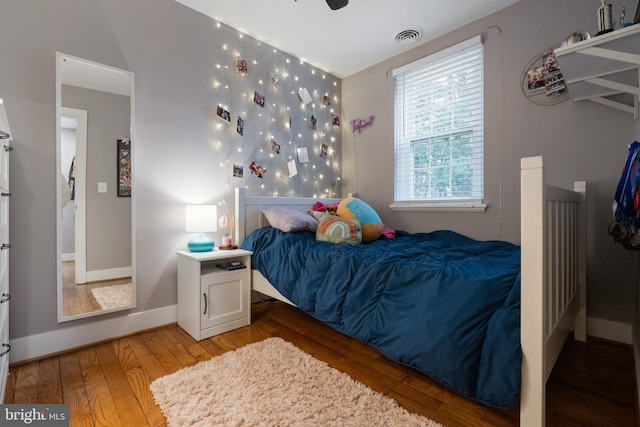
[326,0,348,10]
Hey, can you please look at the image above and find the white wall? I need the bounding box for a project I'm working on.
[342,0,640,330]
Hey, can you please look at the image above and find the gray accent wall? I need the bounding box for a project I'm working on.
[341,0,640,332]
[0,0,341,339]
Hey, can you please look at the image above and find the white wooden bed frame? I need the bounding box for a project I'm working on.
[234,155,587,427]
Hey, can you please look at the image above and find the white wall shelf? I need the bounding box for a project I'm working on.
[554,24,640,119]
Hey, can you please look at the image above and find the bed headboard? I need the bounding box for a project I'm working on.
[234,187,342,244]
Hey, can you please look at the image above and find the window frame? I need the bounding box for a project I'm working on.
[391,36,486,212]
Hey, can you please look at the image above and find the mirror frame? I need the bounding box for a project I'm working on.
[56,52,136,322]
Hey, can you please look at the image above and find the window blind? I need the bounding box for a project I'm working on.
[393,36,484,208]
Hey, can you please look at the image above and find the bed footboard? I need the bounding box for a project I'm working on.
[520,156,587,426]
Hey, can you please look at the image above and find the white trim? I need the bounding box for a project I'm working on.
[60,105,88,285]
[86,266,132,282]
[586,316,632,345]
[633,326,640,417]
[61,253,75,262]
[9,305,177,363]
[392,35,483,76]
[390,201,487,212]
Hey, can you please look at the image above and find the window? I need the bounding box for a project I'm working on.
[392,36,485,211]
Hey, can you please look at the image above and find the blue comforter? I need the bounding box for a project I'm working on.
[241,228,522,408]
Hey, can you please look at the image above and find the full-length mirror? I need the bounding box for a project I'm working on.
[56,52,135,322]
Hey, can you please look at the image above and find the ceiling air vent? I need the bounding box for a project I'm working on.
[395,27,423,45]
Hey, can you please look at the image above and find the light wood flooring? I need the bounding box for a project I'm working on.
[5,300,638,427]
[61,261,131,317]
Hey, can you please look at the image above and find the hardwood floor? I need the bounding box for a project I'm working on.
[5,300,638,426]
[61,261,132,317]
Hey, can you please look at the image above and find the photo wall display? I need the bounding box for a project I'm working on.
[210,22,342,198]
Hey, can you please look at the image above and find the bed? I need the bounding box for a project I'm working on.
[235,156,586,427]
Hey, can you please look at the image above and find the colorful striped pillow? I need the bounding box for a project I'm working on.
[316,215,362,244]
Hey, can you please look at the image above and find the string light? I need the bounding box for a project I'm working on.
[212,20,342,198]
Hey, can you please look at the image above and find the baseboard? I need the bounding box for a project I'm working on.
[9,304,177,364]
[86,266,132,282]
[587,316,632,345]
[633,327,640,416]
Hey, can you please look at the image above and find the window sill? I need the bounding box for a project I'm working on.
[390,201,487,213]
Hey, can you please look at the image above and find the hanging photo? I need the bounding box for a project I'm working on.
[216,105,231,122]
[297,147,310,164]
[236,58,248,75]
[237,116,245,136]
[298,87,312,104]
[249,161,266,178]
[233,164,244,178]
[288,159,298,178]
[117,136,131,197]
[320,143,328,158]
[323,95,331,106]
[271,138,281,154]
[253,91,265,107]
[271,72,279,88]
[331,114,341,126]
[309,115,318,130]
[527,67,546,92]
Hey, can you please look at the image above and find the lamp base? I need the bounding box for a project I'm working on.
[188,233,214,252]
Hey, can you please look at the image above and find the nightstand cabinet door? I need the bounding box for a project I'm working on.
[201,271,249,331]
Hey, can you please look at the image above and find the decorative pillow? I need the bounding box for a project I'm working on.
[316,215,362,245]
[336,197,384,242]
[261,207,318,232]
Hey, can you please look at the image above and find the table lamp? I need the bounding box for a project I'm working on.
[185,204,217,252]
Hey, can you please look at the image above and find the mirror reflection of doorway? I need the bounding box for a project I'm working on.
[60,108,131,316]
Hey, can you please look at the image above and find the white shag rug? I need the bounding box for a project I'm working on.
[91,283,132,310]
[150,337,443,427]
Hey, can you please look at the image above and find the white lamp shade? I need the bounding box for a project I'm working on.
[185,205,218,232]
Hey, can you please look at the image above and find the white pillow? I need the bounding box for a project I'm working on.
[261,207,319,232]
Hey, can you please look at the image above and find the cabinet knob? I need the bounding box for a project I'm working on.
[0,343,10,357]
[1,193,9,197]
[3,145,12,152]
[0,293,8,303]
[1,243,10,250]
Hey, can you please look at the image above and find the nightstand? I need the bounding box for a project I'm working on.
[177,248,252,341]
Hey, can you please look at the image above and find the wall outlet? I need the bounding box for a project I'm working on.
[98,182,107,193]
